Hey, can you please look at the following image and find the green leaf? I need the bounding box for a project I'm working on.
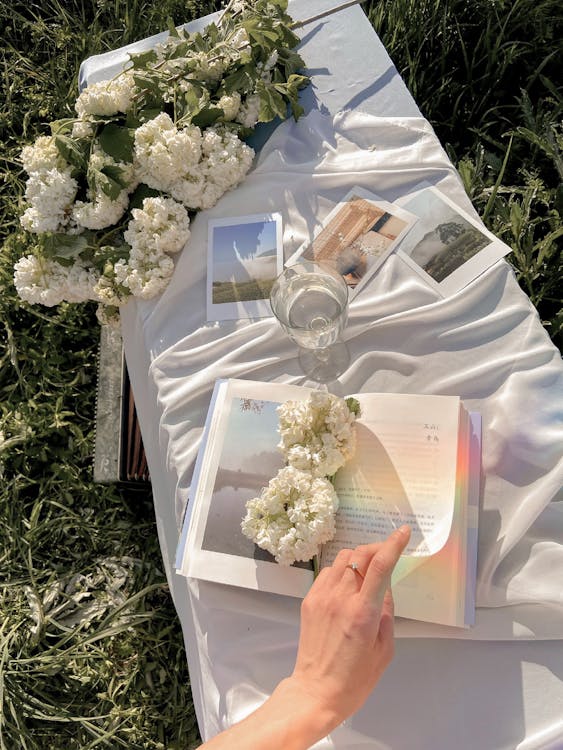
[167,17,179,38]
[100,164,130,189]
[97,169,125,200]
[538,226,563,264]
[191,107,224,128]
[50,119,76,136]
[256,80,287,122]
[98,124,135,164]
[88,164,124,201]
[129,49,158,69]
[54,135,88,171]
[345,397,361,417]
[41,233,89,261]
[222,66,254,95]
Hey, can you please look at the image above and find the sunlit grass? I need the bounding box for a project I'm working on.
[0,0,561,747]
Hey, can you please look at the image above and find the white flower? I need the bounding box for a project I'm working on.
[264,50,279,71]
[21,136,66,174]
[72,191,129,230]
[71,145,136,230]
[278,392,357,477]
[217,92,241,121]
[191,51,227,84]
[124,196,190,256]
[20,167,78,234]
[241,466,338,566]
[168,127,254,210]
[134,113,203,191]
[112,252,175,300]
[71,119,95,139]
[236,94,261,128]
[14,254,98,307]
[75,74,137,118]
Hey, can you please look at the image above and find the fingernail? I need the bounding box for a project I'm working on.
[398,524,411,536]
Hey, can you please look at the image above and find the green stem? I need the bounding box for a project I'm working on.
[313,554,320,579]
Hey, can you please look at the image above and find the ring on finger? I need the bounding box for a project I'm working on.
[346,562,365,580]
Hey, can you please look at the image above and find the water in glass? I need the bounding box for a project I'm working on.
[282,272,347,349]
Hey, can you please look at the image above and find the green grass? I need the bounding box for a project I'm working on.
[212,279,274,303]
[0,0,561,747]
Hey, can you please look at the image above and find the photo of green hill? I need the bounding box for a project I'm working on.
[399,190,491,283]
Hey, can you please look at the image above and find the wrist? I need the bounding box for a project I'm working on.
[269,676,342,748]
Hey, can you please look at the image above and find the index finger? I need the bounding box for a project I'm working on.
[360,525,411,603]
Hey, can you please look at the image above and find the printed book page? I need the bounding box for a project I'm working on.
[324,393,462,561]
[180,379,317,598]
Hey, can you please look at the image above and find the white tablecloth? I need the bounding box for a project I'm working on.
[82,2,563,747]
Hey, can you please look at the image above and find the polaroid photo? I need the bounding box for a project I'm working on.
[285,187,418,298]
[207,212,283,321]
[395,185,512,296]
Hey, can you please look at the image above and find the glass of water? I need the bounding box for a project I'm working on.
[270,260,350,381]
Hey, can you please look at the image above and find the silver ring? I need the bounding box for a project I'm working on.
[346,562,365,580]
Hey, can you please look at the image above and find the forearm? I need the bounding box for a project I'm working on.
[199,676,339,750]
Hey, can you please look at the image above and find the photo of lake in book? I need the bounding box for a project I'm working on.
[201,397,285,562]
[399,190,491,282]
[211,218,279,303]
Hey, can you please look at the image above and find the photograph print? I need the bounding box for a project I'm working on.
[285,187,417,298]
[207,212,283,320]
[396,185,512,296]
[200,396,303,565]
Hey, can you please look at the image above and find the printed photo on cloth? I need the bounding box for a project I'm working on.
[395,185,512,296]
[207,212,283,321]
[285,187,417,298]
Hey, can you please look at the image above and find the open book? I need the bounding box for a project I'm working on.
[176,379,481,628]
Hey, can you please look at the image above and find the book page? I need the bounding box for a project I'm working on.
[324,393,461,563]
[180,379,317,598]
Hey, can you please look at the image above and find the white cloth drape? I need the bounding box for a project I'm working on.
[120,110,563,747]
[81,2,563,744]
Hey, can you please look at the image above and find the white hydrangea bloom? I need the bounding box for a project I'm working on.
[72,190,129,230]
[241,466,338,566]
[71,119,95,139]
[169,173,206,207]
[93,271,126,307]
[71,145,135,230]
[134,113,203,191]
[14,254,97,307]
[88,143,137,188]
[14,254,66,306]
[60,261,100,303]
[168,127,254,210]
[217,92,241,121]
[203,128,255,188]
[124,197,190,256]
[21,136,66,174]
[277,392,357,477]
[113,253,175,300]
[20,167,78,234]
[236,94,261,128]
[191,51,227,84]
[75,73,137,118]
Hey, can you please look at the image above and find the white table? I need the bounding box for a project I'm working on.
[82,2,563,747]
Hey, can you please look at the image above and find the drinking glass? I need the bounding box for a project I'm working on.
[269,260,350,381]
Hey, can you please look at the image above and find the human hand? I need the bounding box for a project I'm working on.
[287,526,411,732]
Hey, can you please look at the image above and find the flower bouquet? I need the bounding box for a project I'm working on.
[14,0,310,324]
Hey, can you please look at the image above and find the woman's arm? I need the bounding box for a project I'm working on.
[199,525,411,750]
